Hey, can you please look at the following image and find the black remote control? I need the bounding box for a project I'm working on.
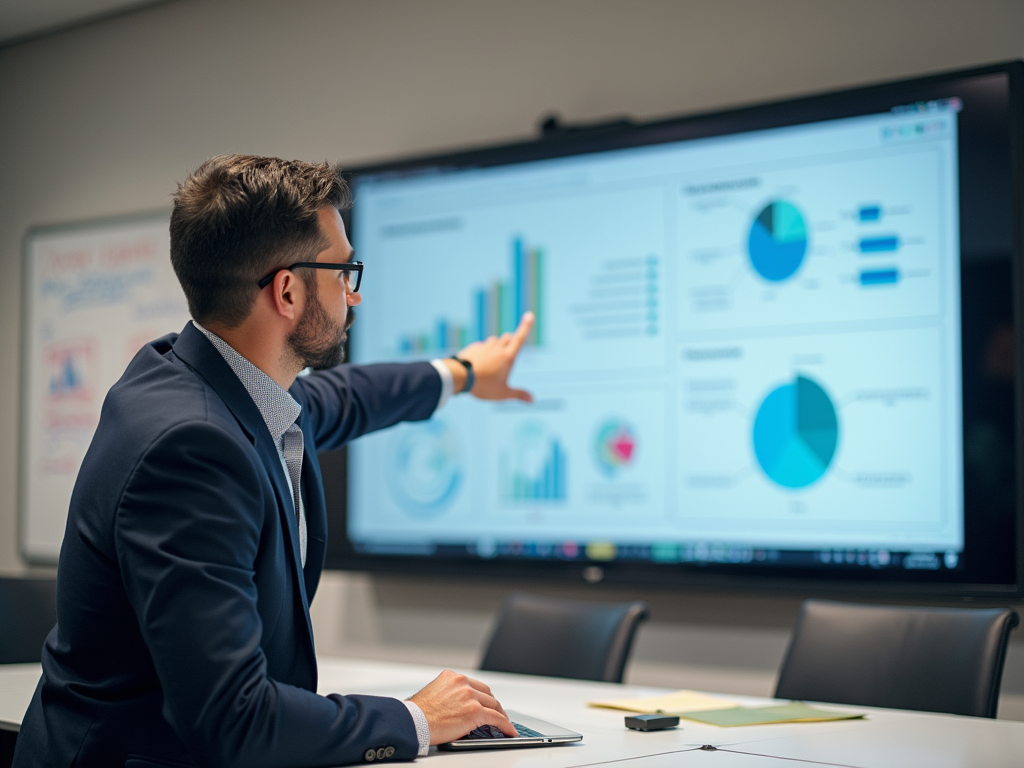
[624,714,680,731]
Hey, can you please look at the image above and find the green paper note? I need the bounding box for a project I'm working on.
[676,702,865,727]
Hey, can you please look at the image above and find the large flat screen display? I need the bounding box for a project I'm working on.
[331,62,1023,596]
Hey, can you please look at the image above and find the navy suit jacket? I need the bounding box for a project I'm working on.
[14,322,441,768]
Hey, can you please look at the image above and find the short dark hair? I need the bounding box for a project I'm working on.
[170,154,350,327]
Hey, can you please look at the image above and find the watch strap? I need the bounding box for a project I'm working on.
[449,356,475,393]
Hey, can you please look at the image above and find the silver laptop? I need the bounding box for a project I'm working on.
[439,710,582,750]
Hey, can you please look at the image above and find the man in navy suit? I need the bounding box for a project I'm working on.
[14,156,533,767]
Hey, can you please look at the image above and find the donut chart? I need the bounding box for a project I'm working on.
[594,420,637,477]
[387,420,463,516]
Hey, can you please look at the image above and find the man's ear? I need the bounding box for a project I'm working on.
[270,270,304,321]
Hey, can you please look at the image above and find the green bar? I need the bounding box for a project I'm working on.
[498,281,509,334]
[523,246,535,344]
[533,248,543,346]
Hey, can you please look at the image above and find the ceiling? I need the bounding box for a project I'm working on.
[0,0,167,47]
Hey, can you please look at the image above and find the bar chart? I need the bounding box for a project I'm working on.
[397,236,544,355]
[856,208,901,287]
[46,341,94,401]
[500,421,567,503]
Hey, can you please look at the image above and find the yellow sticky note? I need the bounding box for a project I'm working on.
[679,703,866,727]
[588,690,738,714]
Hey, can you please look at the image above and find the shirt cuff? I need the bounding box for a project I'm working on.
[430,359,455,412]
[403,699,431,756]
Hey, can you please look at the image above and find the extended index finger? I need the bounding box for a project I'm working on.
[507,311,535,354]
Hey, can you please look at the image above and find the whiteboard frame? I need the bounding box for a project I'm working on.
[19,209,174,565]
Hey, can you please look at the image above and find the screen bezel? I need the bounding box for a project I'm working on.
[326,60,1024,598]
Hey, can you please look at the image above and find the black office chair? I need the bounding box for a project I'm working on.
[775,599,1019,718]
[0,576,57,664]
[0,577,56,768]
[479,592,649,683]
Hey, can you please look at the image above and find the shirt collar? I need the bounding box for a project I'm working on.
[193,322,302,441]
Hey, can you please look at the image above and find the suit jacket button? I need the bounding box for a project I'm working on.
[377,747,387,760]
[364,748,376,761]
[385,746,395,758]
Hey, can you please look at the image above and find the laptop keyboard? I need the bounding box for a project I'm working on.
[466,722,542,739]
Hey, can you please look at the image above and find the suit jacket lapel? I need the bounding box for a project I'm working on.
[300,420,326,601]
[170,322,316,659]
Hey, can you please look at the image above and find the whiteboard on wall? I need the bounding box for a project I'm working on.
[20,212,192,563]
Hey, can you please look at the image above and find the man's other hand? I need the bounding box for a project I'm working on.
[447,311,534,402]
[408,669,517,744]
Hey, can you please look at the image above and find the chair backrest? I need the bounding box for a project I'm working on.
[775,599,1019,718]
[0,577,57,664]
[479,592,648,683]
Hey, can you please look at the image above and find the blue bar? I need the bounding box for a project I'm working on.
[475,289,486,341]
[858,205,881,222]
[860,269,899,286]
[436,320,447,350]
[859,236,899,253]
[546,448,555,500]
[551,441,563,499]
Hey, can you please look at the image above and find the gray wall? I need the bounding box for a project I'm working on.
[2,0,1024,716]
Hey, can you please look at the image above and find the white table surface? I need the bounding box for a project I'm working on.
[316,657,1024,768]
[2,657,1023,767]
[0,664,38,733]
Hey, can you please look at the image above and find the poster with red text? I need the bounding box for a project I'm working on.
[22,213,190,561]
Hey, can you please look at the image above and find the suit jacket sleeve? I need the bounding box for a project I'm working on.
[291,361,441,453]
[115,420,419,768]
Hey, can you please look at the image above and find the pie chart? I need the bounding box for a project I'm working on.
[748,200,808,281]
[753,375,838,488]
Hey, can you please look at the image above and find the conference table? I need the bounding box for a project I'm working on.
[2,657,1023,766]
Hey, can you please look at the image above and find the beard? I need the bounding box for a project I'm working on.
[286,280,354,370]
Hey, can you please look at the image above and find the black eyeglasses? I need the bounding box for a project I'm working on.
[257,261,363,292]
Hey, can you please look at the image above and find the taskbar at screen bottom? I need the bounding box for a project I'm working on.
[350,540,963,572]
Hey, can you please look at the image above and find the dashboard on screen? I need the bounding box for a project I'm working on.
[331,62,1023,596]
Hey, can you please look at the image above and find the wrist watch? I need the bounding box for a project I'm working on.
[448,356,475,394]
